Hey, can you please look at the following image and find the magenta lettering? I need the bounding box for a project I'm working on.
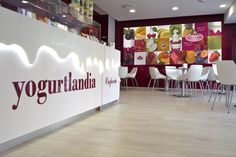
[64,75,69,92]
[25,80,36,97]
[11,72,96,110]
[58,80,63,92]
[105,77,117,87]
[12,81,25,110]
[48,80,58,94]
[37,80,47,104]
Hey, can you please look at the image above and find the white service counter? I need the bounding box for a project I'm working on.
[0,6,120,145]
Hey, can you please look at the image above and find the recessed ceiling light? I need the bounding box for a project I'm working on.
[172,6,179,11]
[22,0,28,3]
[62,14,66,18]
[219,4,226,8]
[129,9,136,13]
[121,3,136,13]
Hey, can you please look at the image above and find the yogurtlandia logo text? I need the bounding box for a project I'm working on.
[11,72,96,110]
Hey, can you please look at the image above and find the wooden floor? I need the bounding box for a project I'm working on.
[1,88,236,157]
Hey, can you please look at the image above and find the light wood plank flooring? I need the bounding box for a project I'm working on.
[1,88,236,157]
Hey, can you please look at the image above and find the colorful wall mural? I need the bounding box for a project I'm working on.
[123,21,222,65]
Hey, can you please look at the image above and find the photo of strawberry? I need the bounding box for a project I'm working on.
[209,50,220,63]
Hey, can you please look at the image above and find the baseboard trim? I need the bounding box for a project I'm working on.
[0,101,117,152]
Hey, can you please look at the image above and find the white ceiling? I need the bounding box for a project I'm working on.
[93,0,236,22]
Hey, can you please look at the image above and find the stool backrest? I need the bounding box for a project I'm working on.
[119,66,128,79]
[216,60,236,85]
[186,65,203,81]
[165,66,181,80]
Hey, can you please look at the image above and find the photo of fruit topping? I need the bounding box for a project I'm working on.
[209,50,221,63]
[158,51,170,64]
[170,24,182,38]
[158,28,170,38]
[170,51,184,64]
[147,33,156,39]
[146,38,157,52]
[146,26,157,39]
[134,40,146,52]
[200,50,208,59]
[185,51,196,64]
[146,52,158,65]
[170,25,182,52]
[158,38,170,51]
[194,50,208,64]
[124,27,135,40]
[183,23,194,37]
[135,27,146,39]
[208,36,222,50]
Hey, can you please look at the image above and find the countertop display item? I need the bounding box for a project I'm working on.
[69,0,80,19]
[80,0,85,16]
[85,0,93,22]
[80,23,100,42]
[0,0,100,41]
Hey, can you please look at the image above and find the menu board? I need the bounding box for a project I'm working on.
[123,22,222,65]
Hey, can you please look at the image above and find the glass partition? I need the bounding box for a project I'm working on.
[0,0,101,42]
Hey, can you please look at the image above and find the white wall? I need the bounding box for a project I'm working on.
[0,7,120,144]
[108,15,115,44]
